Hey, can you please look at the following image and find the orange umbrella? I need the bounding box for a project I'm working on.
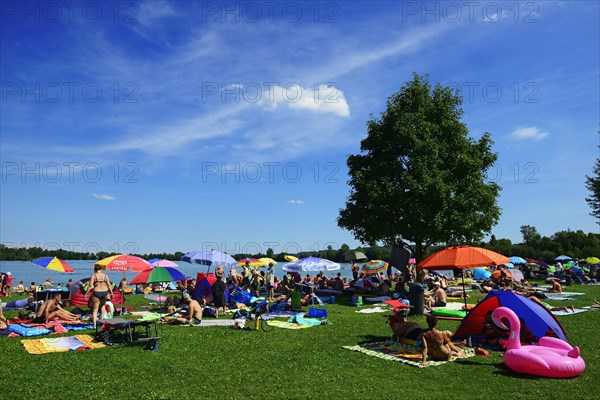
[417,246,510,313]
[417,246,511,270]
[491,268,513,281]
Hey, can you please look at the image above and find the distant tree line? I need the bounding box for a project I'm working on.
[1,227,598,263]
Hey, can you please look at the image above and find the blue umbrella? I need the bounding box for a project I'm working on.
[503,262,515,269]
[282,256,341,272]
[473,267,491,280]
[181,250,237,271]
[509,256,527,265]
[554,255,572,261]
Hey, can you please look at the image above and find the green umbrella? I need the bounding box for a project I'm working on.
[585,257,600,265]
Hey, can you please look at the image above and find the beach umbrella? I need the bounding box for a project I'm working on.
[364,275,382,284]
[237,258,266,267]
[503,262,515,269]
[284,255,298,262]
[361,260,389,276]
[259,258,278,265]
[150,259,179,268]
[418,246,510,310]
[95,255,150,272]
[181,250,237,271]
[129,267,186,285]
[282,256,341,272]
[344,250,367,262]
[32,257,74,273]
[554,255,572,261]
[585,257,600,265]
[492,268,513,281]
[509,256,527,265]
[473,267,491,280]
[350,277,373,290]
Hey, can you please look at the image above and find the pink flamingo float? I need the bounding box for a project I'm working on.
[491,307,586,378]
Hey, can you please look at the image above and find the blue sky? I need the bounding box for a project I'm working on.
[1,0,598,255]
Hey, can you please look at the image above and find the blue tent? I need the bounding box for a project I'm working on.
[454,290,567,344]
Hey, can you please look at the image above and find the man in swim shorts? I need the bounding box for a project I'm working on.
[160,292,203,326]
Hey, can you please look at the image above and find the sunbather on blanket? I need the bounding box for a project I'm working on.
[160,292,203,326]
[35,293,80,324]
[421,315,465,366]
[389,310,422,341]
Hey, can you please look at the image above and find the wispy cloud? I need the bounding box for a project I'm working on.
[288,200,305,205]
[93,194,116,201]
[509,126,549,141]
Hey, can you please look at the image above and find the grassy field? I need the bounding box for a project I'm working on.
[1,285,599,400]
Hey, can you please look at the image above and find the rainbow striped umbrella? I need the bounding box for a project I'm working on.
[129,267,187,285]
[238,258,266,267]
[362,260,389,276]
[33,257,74,273]
[95,255,150,272]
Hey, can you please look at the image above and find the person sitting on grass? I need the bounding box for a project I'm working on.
[389,310,422,342]
[119,278,133,295]
[159,292,202,326]
[420,315,465,366]
[549,279,563,293]
[34,293,80,324]
[0,302,8,330]
[425,282,447,309]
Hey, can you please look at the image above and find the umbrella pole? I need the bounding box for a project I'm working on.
[462,273,471,347]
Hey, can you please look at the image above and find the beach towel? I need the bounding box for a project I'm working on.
[261,311,301,319]
[342,342,475,368]
[551,308,588,316]
[288,315,323,326]
[545,296,576,301]
[21,334,105,354]
[196,319,237,327]
[266,320,313,329]
[8,324,51,337]
[355,306,389,314]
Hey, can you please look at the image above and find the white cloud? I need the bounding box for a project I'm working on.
[509,126,549,141]
[136,1,176,27]
[288,200,305,205]
[93,194,116,201]
[258,84,350,117]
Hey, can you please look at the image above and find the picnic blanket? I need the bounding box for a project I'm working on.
[342,342,475,368]
[546,296,576,301]
[197,319,237,327]
[21,334,105,355]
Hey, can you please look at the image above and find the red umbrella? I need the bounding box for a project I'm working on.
[95,255,150,272]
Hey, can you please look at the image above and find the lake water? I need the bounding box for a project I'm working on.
[0,260,359,287]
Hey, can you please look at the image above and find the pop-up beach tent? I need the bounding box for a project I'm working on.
[68,278,124,306]
[453,290,567,344]
[193,273,217,303]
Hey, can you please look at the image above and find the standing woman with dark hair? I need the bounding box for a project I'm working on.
[85,264,113,329]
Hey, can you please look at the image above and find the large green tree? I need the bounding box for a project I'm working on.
[585,138,600,222]
[337,74,502,261]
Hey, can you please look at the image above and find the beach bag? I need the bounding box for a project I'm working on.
[308,308,328,318]
[203,308,217,318]
[230,287,252,305]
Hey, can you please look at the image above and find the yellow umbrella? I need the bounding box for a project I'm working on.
[284,255,298,262]
[259,258,278,265]
[586,257,600,265]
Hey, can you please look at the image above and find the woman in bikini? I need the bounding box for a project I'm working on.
[421,315,465,366]
[85,264,113,329]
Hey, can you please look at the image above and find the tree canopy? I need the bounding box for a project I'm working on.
[585,136,600,223]
[338,73,502,261]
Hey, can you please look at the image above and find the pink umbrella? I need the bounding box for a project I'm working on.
[150,259,179,268]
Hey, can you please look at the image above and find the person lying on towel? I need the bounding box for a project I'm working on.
[389,310,422,342]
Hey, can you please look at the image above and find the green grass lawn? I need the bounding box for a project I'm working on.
[1,285,599,400]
